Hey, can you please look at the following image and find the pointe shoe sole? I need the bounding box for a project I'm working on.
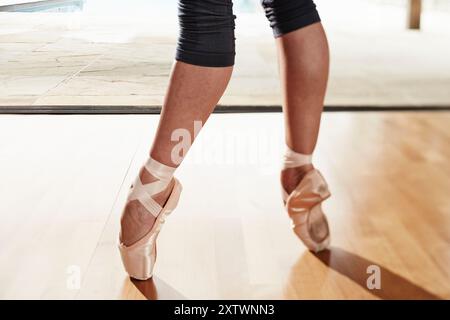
[118,178,182,280]
[286,169,331,253]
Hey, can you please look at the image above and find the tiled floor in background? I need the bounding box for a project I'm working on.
[1,0,450,108]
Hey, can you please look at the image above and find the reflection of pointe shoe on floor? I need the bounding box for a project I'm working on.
[282,169,331,253]
[119,158,182,280]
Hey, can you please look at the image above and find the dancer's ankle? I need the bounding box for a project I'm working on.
[281,146,314,195]
[139,161,176,207]
[120,157,177,246]
[281,164,314,195]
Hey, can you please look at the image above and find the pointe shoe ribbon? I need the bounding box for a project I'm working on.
[119,158,182,280]
[127,158,176,217]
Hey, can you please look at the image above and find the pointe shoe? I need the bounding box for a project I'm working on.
[282,169,331,252]
[119,178,182,280]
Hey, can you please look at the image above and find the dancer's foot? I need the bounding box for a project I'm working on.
[118,157,182,280]
[120,167,175,247]
[280,164,314,201]
[281,147,331,252]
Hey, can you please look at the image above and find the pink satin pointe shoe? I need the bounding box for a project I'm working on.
[118,158,182,280]
[282,169,331,252]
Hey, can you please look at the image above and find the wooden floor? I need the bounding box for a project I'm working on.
[0,111,449,299]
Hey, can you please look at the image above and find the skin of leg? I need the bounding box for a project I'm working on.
[120,61,233,246]
[149,61,233,167]
[276,23,330,194]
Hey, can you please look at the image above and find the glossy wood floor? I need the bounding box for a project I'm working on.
[0,112,449,299]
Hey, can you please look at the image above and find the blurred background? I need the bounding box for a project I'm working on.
[1,0,449,111]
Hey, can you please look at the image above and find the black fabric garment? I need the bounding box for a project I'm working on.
[176,0,321,67]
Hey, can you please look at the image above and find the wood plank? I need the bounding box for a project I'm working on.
[0,115,149,298]
[0,112,449,299]
[408,0,422,30]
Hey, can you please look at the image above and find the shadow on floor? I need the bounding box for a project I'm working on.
[312,247,441,300]
[131,276,186,300]
[130,247,441,299]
